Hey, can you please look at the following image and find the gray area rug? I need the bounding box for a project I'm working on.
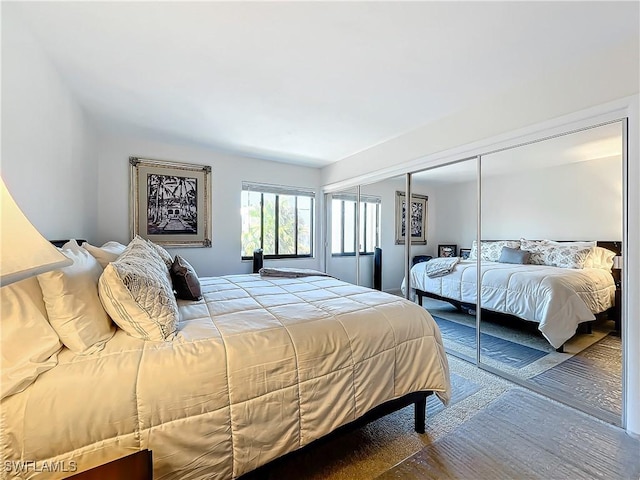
[433,316,548,368]
[530,333,622,417]
[379,389,640,480]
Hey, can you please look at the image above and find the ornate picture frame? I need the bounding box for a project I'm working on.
[130,156,212,247]
[395,191,428,245]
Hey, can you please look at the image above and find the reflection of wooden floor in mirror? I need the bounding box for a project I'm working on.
[421,297,622,424]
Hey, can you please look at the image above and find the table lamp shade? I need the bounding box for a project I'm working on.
[0,177,72,287]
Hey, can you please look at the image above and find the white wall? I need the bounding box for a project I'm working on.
[481,156,622,240]
[428,179,477,252]
[95,131,322,277]
[1,15,98,240]
[321,40,638,186]
[423,155,622,245]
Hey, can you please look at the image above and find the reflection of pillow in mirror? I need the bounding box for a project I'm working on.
[470,240,521,262]
[545,241,596,268]
[545,240,596,247]
[520,239,551,265]
[547,246,593,269]
[587,246,616,270]
[498,246,530,264]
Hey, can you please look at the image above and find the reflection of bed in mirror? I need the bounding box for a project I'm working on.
[402,240,619,350]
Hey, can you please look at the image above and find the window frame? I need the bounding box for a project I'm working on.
[241,182,315,260]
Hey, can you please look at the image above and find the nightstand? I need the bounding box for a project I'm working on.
[64,450,152,479]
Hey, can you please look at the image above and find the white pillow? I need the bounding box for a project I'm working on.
[1,277,63,400]
[82,241,127,268]
[37,240,116,355]
[98,236,179,341]
[469,240,521,262]
[545,240,596,248]
[589,246,616,270]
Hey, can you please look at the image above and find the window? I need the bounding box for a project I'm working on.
[241,182,314,259]
[331,194,381,255]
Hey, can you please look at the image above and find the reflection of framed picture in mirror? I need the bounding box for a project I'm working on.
[460,248,471,259]
[395,191,428,245]
[438,244,457,258]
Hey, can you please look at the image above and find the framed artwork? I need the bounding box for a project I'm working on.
[438,244,457,257]
[460,248,471,260]
[395,191,428,245]
[130,156,212,247]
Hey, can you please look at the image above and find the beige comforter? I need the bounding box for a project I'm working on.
[1,274,451,479]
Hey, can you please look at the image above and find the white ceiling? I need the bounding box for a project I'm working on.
[5,1,639,168]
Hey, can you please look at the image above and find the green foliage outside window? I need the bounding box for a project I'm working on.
[241,190,312,258]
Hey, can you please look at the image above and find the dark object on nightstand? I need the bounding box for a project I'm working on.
[412,255,432,267]
[65,450,152,479]
[253,248,264,273]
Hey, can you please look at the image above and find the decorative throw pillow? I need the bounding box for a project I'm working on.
[1,277,63,400]
[469,240,521,262]
[544,240,597,266]
[498,246,530,265]
[82,241,127,268]
[37,240,116,354]
[170,255,202,300]
[520,239,593,268]
[147,240,174,270]
[98,236,179,341]
[547,245,593,269]
[520,239,552,265]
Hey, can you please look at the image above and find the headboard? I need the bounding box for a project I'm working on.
[50,239,87,248]
[596,241,622,257]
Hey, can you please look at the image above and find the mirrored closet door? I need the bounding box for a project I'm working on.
[408,161,479,362]
[478,121,624,425]
[325,187,360,284]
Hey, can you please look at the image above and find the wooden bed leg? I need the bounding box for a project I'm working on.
[417,291,423,306]
[414,397,426,434]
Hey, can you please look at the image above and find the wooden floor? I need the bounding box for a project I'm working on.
[378,389,640,480]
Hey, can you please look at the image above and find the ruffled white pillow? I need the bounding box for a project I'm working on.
[82,241,127,268]
[38,240,115,355]
[1,277,62,400]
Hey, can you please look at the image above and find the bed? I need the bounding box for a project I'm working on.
[401,240,617,349]
[0,238,451,479]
